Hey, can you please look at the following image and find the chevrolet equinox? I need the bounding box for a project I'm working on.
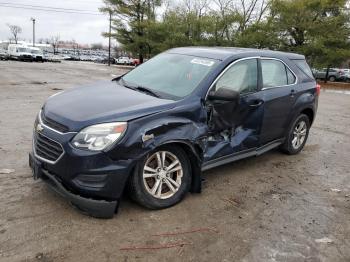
[29,47,319,218]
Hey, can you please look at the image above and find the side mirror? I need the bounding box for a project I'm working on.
[208,87,240,102]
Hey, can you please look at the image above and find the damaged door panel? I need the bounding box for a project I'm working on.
[203,58,264,162]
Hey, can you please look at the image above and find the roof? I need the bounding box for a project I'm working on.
[167,47,305,61]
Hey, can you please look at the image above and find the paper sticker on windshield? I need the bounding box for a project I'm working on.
[191,58,215,67]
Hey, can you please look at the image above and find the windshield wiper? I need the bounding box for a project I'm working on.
[134,86,160,98]
[119,78,160,98]
[119,78,136,90]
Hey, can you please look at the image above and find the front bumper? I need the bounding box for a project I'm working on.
[30,115,136,218]
[19,55,33,61]
[29,152,118,218]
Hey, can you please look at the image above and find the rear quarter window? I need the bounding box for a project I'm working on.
[261,59,296,88]
[293,60,314,79]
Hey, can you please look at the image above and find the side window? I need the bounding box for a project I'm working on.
[286,68,296,84]
[261,59,296,88]
[215,59,258,95]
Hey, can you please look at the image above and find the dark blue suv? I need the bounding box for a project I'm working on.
[29,47,319,218]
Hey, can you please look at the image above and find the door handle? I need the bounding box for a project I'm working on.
[249,99,264,107]
[290,89,296,97]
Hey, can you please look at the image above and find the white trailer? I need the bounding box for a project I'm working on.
[8,44,33,61]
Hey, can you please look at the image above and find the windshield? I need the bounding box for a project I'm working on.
[122,53,218,99]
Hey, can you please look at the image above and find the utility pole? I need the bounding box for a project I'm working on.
[30,17,36,47]
[108,10,112,66]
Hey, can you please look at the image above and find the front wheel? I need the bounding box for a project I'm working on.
[129,145,191,209]
[280,114,310,155]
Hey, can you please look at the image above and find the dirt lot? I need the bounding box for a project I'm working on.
[0,60,349,262]
[317,81,350,90]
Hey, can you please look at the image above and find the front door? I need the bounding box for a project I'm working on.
[204,58,265,162]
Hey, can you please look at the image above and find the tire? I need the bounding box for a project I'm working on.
[128,145,191,209]
[328,76,336,82]
[280,114,310,155]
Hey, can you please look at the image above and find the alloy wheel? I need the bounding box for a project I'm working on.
[292,120,307,150]
[142,151,183,199]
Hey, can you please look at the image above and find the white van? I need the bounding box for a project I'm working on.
[29,46,44,62]
[8,44,33,61]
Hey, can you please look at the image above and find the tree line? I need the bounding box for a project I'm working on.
[101,0,350,68]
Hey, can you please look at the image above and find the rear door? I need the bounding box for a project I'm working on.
[259,58,297,144]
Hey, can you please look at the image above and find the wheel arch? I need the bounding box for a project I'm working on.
[159,140,203,194]
[284,103,315,139]
[289,90,316,127]
[300,107,314,125]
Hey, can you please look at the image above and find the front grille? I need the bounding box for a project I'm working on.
[41,111,69,133]
[34,133,64,162]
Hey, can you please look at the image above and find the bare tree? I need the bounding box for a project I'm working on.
[211,0,235,41]
[212,0,234,15]
[183,0,209,16]
[236,0,269,32]
[181,0,210,40]
[162,0,172,15]
[7,24,22,44]
[50,35,60,54]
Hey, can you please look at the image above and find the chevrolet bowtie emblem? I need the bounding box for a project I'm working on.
[36,123,44,132]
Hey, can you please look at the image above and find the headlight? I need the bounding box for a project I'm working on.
[72,122,127,151]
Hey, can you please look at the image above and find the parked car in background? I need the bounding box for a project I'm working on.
[100,57,116,64]
[29,47,44,62]
[43,54,62,63]
[8,44,33,61]
[64,55,80,61]
[29,47,319,218]
[115,56,132,65]
[313,68,343,82]
[131,58,140,66]
[0,49,8,60]
[341,69,350,82]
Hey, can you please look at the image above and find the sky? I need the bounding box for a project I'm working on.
[0,0,110,45]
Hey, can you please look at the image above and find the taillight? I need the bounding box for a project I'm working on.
[316,84,321,96]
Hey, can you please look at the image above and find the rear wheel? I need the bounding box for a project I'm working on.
[280,114,310,155]
[129,145,191,209]
[328,76,336,82]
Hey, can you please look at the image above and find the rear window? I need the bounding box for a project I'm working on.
[261,59,296,88]
[293,60,314,79]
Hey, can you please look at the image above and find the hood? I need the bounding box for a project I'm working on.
[43,80,176,132]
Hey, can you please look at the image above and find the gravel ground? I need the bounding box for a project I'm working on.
[0,60,349,262]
